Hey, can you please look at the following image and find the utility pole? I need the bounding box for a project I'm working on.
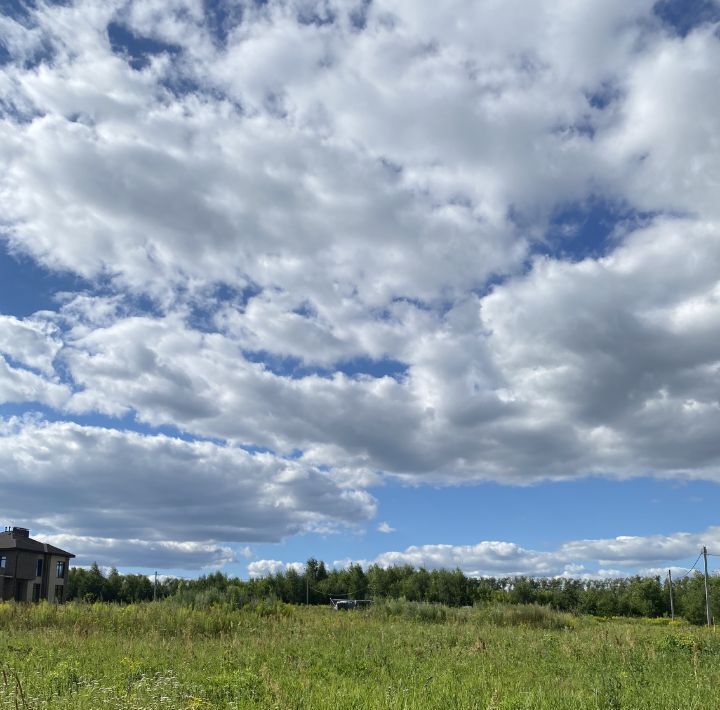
[667,569,675,621]
[703,547,711,627]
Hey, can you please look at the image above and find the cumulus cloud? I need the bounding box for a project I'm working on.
[44,534,237,570]
[0,315,69,407]
[1,0,720,556]
[0,0,526,305]
[43,266,720,484]
[279,527,720,578]
[373,541,560,577]
[248,559,305,578]
[0,0,690,310]
[2,219,720,487]
[602,26,720,219]
[377,521,395,534]
[0,315,63,373]
[0,356,70,408]
[0,418,376,566]
[558,529,714,567]
[371,527,720,577]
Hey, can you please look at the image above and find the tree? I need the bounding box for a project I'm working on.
[82,562,106,602]
[106,567,122,602]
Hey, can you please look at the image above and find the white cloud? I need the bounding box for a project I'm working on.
[558,529,713,567]
[248,559,304,578]
[43,534,237,570]
[1,222,719,486]
[1,29,526,305]
[0,315,63,374]
[0,315,69,407]
[0,0,668,309]
[377,521,395,534]
[640,566,699,579]
[46,259,720,484]
[0,0,719,554]
[602,27,720,220]
[0,355,70,409]
[275,527,720,578]
[0,418,376,567]
[373,541,559,577]
[476,217,720,481]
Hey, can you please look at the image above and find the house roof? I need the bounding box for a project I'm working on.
[0,531,75,558]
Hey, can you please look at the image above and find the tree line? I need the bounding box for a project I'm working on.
[67,559,720,624]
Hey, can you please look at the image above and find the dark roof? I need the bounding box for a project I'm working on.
[0,531,75,558]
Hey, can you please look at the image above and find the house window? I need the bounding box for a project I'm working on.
[32,583,41,602]
[56,560,66,578]
[36,559,43,578]
[0,555,6,570]
[54,585,64,603]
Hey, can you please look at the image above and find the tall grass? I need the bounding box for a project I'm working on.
[0,599,295,637]
[477,602,577,629]
[2,600,720,709]
[369,599,576,629]
[369,598,459,623]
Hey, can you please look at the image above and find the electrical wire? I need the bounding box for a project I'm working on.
[674,551,703,580]
[308,585,364,598]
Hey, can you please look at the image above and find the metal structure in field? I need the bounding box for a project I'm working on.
[330,598,373,611]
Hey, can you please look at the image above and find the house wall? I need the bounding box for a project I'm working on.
[1,550,19,578]
[48,555,68,602]
[16,552,39,580]
[22,553,44,602]
[0,551,71,602]
[0,551,19,601]
[1,579,27,602]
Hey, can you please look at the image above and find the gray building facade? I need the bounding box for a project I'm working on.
[0,527,75,603]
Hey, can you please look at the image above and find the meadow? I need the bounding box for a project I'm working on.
[2,600,720,709]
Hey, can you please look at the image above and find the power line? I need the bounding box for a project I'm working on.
[674,551,703,580]
[308,585,364,598]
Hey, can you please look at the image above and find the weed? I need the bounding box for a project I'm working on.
[1,601,719,708]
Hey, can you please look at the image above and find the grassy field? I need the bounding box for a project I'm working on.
[2,601,720,709]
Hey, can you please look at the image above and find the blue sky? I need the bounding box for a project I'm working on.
[2,0,720,581]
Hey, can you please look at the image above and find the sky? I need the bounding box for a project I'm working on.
[1,0,720,581]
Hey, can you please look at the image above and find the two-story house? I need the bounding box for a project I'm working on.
[0,527,75,603]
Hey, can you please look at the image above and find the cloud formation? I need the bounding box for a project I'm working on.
[259,526,720,579]
[1,0,719,567]
[0,418,376,564]
[45,534,238,570]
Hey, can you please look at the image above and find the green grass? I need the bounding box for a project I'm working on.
[2,601,720,709]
